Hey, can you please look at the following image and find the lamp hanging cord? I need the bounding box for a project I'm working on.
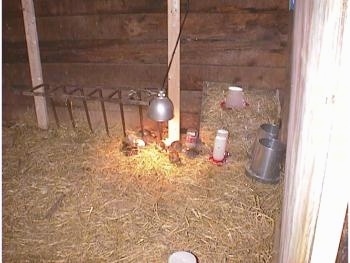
[161,0,190,92]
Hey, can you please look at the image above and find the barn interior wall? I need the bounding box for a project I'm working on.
[3,0,290,131]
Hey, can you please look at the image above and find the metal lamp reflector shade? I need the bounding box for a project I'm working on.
[148,90,174,122]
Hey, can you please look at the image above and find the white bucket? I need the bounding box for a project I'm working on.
[168,251,197,263]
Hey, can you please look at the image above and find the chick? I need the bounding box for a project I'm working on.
[156,140,167,152]
[168,148,181,164]
[185,148,199,159]
[143,134,156,145]
[170,140,182,152]
[121,142,138,156]
[121,138,138,156]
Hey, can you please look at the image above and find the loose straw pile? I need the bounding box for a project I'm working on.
[3,82,282,262]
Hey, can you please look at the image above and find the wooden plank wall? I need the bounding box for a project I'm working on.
[3,0,290,130]
[279,0,349,262]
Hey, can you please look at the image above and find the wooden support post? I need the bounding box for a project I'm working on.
[279,1,349,262]
[21,0,49,129]
[167,0,180,143]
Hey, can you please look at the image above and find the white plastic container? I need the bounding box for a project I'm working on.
[226,86,245,108]
[213,133,227,161]
[216,129,229,139]
[168,251,197,263]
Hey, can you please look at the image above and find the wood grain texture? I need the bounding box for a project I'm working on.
[4,0,288,17]
[278,10,293,146]
[21,0,49,129]
[335,211,348,263]
[3,0,290,131]
[3,63,287,91]
[279,0,349,262]
[4,40,287,67]
[4,12,288,42]
[167,0,181,141]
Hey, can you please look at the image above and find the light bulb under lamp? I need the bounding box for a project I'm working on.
[148,90,174,122]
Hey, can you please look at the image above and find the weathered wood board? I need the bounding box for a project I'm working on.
[4,0,288,17]
[3,0,290,131]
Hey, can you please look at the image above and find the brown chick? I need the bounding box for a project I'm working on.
[170,140,182,152]
[168,149,181,164]
[157,140,167,152]
[185,148,199,159]
[143,134,156,145]
[121,141,138,156]
[137,129,151,138]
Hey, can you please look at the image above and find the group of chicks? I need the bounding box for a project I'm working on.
[121,129,200,164]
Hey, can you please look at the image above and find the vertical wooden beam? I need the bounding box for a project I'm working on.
[21,0,49,129]
[279,11,294,145]
[309,1,349,261]
[167,0,180,142]
[279,0,349,262]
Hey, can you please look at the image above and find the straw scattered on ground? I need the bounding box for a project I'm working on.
[200,81,280,159]
[3,82,283,262]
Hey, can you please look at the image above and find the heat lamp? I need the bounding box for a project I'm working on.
[148,90,174,122]
[147,0,189,125]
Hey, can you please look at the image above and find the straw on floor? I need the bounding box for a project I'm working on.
[3,82,283,262]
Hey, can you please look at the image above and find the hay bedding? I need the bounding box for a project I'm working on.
[3,82,282,262]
